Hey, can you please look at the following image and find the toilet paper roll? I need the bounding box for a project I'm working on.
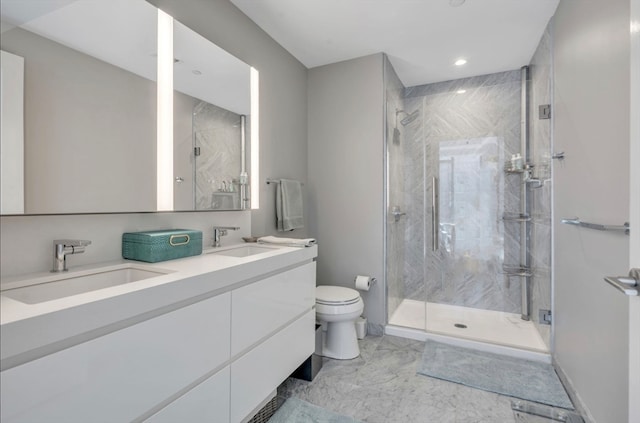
[355,275,373,291]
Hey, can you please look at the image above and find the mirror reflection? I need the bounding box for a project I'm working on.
[0,0,251,214]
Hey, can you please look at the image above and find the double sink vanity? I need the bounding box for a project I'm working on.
[0,0,315,420]
[0,243,318,423]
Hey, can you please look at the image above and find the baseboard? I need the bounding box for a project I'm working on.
[366,322,384,336]
[553,358,595,423]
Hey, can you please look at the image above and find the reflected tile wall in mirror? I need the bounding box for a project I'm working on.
[193,101,242,210]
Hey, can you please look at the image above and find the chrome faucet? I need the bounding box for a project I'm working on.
[212,226,239,247]
[52,239,91,272]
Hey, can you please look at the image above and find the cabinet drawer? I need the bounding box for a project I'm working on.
[0,293,231,423]
[145,366,230,423]
[231,262,315,355]
[230,310,314,423]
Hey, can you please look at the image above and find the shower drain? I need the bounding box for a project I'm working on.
[454,323,467,329]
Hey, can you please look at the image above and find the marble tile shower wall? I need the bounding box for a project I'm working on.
[384,55,407,319]
[193,101,242,210]
[529,20,554,349]
[401,71,523,313]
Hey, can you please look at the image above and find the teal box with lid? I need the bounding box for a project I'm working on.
[122,229,203,263]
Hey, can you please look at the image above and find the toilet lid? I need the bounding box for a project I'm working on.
[316,285,360,305]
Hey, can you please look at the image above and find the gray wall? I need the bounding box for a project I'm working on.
[1,0,309,278]
[553,1,630,422]
[0,212,250,278]
[307,54,385,329]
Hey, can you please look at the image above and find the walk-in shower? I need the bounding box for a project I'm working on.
[383,38,553,358]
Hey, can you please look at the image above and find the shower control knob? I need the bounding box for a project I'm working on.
[391,206,407,222]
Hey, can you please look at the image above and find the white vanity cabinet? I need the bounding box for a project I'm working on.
[146,261,316,423]
[145,366,231,423]
[231,262,316,355]
[230,262,316,421]
[231,310,314,422]
[1,248,317,423]
[0,293,231,423]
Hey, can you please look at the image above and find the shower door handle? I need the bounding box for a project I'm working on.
[432,176,439,251]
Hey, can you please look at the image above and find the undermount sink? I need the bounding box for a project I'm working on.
[1,265,173,305]
[210,245,277,258]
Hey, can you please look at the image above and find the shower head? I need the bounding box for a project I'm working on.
[401,112,418,125]
[398,109,419,125]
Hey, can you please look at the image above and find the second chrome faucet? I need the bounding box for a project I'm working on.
[212,226,239,247]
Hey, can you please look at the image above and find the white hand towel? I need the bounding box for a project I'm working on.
[257,236,316,247]
[277,179,304,231]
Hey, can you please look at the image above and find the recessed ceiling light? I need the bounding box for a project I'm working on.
[457,89,466,94]
[192,70,202,75]
[449,0,466,6]
[455,59,467,66]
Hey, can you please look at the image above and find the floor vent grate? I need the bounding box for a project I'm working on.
[247,395,284,423]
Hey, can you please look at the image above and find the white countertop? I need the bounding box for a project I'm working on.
[0,243,317,369]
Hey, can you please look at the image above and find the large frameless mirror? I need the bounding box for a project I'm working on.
[0,0,254,214]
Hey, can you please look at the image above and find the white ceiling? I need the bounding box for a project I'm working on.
[230,0,559,87]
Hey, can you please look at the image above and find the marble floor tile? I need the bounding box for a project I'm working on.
[453,385,516,422]
[278,334,526,423]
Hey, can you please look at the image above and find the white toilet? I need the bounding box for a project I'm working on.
[315,285,364,360]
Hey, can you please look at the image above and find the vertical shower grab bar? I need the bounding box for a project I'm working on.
[432,176,439,252]
[520,65,531,321]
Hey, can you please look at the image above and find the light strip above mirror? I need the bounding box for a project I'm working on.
[157,9,174,211]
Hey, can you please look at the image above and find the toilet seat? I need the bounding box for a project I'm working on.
[316,285,360,306]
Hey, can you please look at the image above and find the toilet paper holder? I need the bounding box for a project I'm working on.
[354,275,376,291]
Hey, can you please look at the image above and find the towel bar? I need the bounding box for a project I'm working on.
[266,178,304,185]
[561,217,629,235]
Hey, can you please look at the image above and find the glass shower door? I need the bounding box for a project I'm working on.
[425,137,511,336]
